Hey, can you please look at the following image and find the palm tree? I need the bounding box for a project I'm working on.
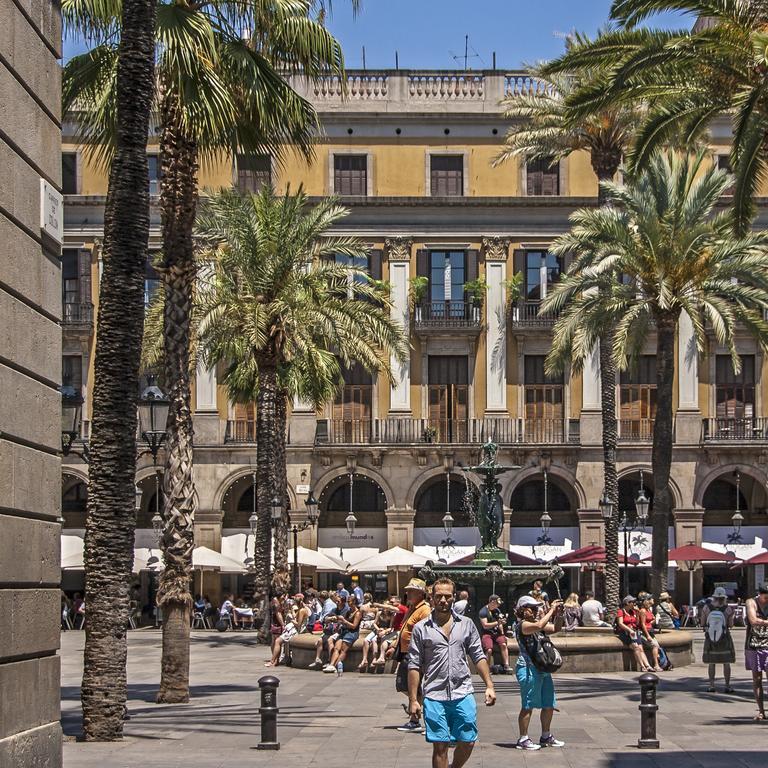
[65,0,346,702]
[493,55,640,616]
[62,0,158,741]
[541,0,768,234]
[543,149,768,595]
[195,187,408,631]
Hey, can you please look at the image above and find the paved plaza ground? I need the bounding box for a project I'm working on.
[61,629,768,768]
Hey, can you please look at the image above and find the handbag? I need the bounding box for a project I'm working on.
[520,625,563,673]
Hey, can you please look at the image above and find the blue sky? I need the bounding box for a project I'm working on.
[63,1,689,66]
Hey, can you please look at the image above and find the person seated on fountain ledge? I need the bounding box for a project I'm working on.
[479,595,512,673]
[528,580,550,611]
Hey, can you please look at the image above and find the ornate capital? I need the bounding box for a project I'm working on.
[482,236,511,261]
[385,236,413,261]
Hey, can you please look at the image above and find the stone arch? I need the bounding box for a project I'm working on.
[62,469,88,528]
[617,464,683,510]
[507,468,580,528]
[215,469,296,529]
[404,466,480,512]
[413,472,478,528]
[311,465,395,512]
[506,464,585,510]
[316,472,389,529]
[135,469,164,528]
[696,465,768,527]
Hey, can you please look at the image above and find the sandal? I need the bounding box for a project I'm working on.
[754,711,766,721]
[357,662,368,673]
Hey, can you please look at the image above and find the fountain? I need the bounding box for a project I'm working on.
[419,440,563,602]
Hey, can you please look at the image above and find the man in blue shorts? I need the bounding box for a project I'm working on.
[407,578,496,768]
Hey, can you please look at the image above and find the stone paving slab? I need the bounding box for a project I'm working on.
[60,630,768,768]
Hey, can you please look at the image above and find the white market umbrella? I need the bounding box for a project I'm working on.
[352,546,431,594]
[319,546,380,569]
[61,535,84,570]
[133,547,164,574]
[293,546,346,571]
[193,546,246,572]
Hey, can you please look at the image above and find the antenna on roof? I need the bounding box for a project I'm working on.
[450,34,484,71]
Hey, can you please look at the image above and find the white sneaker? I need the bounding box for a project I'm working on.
[322,664,335,673]
[539,735,565,748]
[515,737,541,751]
[396,720,424,733]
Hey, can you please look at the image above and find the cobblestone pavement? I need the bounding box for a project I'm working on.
[62,629,768,768]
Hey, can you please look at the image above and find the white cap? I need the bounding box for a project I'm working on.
[712,587,728,599]
[516,595,543,610]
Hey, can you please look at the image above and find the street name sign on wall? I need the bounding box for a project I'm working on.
[40,178,63,244]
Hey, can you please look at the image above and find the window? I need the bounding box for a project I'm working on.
[62,355,82,394]
[331,363,373,443]
[145,254,161,307]
[62,249,80,306]
[237,154,271,193]
[524,251,561,301]
[619,356,657,439]
[430,155,463,196]
[717,154,735,194]
[62,152,78,194]
[429,251,466,304]
[427,356,469,443]
[333,154,367,196]
[148,154,161,195]
[524,355,563,440]
[716,354,755,419]
[526,156,560,196]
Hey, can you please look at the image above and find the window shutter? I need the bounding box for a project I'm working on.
[465,250,478,284]
[78,249,91,304]
[369,249,382,281]
[542,163,559,195]
[527,168,540,196]
[513,249,526,279]
[416,249,430,278]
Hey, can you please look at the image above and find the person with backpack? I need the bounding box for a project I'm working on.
[701,586,735,693]
[513,595,565,751]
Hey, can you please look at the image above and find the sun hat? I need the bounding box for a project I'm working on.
[404,578,427,593]
[516,595,543,610]
[712,587,728,599]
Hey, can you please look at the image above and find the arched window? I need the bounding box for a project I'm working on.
[136,473,165,528]
[703,476,756,526]
[62,478,87,528]
[415,475,475,528]
[319,475,386,527]
[618,473,654,517]
[509,476,575,527]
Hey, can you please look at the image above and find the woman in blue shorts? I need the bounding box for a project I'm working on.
[326,594,362,676]
[513,594,565,751]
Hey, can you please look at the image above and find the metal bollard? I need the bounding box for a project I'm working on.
[637,672,659,749]
[256,675,280,750]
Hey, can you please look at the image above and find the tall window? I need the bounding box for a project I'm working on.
[147,154,161,195]
[333,154,367,196]
[430,155,463,196]
[331,363,373,443]
[526,156,560,196]
[62,249,80,306]
[429,251,466,305]
[62,355,82,394]
[524,355,564,440]
[62,152,78,194]
[524,251,561,301]
[716,355,755,420]
[620,356,657,439]
[237,154,271,193]
[427,355,469,443]
[145,254,160,307]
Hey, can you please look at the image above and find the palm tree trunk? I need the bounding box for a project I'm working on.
[156,88,198,703]
[272,390,290,590]
[651,313,677,596]
[255,364,280,641]
[81,0,157,741]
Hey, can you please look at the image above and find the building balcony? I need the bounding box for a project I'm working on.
[414,300,482,335]
[702,417,768,443]
[618,419,654,442]
[62,302,94,332]
[315,417,579,446]
[224,419,255,443]
[510,300,558,329]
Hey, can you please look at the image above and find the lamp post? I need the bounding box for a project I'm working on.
[286,493,320,595]
[137,382,169,551]
[61,390,90,462]
[729,470,744,543]
[619,483,650,598]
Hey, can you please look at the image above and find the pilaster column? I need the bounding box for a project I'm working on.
[194,262,221,443]
[673,508,704,548]
[386,237,412,413]
[501,507,513,550]
[386,507,415,549]
[578,508,605,548]
[676,311,702,445]
[483,237,509,414]
[580,345,602,445]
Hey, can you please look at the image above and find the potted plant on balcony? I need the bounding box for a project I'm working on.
[502,273,524,322]
[463,277,487,323]
[422,425,437,443]
[409,276,429,323]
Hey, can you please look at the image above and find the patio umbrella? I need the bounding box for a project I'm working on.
[352,546,432,593]
[556,545,640,566]
[318,546,380,569]
[667,545,735,607]
[61,535,84,570]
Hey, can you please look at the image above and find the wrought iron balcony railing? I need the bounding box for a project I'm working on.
[510,300,558,327]
[414,300,481,331]
[702,417,768,442]
[618,418,654,442]
[62,302,94,326]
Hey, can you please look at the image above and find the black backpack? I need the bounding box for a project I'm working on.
[519,624,563,673]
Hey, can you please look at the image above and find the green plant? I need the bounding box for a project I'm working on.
[409,276,429,305]
[368,278,392,296]
[502,273,524,304]
[422,425,437,442]
[463,277,487,304]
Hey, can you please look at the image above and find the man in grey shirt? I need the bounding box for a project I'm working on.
[407,578,496,768]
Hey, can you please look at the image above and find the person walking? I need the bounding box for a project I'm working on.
[394,579,432,733]
[745,583,768,720]
[513,595,565,750]
[407,578,496,768]
[701,587,735,693]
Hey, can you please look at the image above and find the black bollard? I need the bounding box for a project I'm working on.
[637,672,659,749]
[256,675,280,750]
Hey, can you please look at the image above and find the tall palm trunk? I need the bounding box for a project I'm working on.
[81,0,157,741]
[272,390,290,590]
[255,363,280,641]
[595,161,620,618]
[651,312,677,596]
[156,89,198,703]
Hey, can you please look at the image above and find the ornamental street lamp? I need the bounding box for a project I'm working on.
[729,470,744,543]
[539,510,552,544]
[61,390,90,462]
[345,510,357,536]
[599,490,614,522]
[287,490,321,594]
[270,495,283,525]
[137,380,169,466]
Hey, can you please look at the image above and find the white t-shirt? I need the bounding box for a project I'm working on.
[220,599,234,617]
[453,599,468,616]
[581,599,605,627]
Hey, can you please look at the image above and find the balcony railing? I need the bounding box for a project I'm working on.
[225,419,255,443]
[618,419,654,442]
[702,417,768,442]
[62,302,94,325]
[316,417,578,446]
[510,300,558,327]
[414,300,481,331]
